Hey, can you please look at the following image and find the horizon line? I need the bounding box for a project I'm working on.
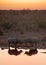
[0,9,46,10]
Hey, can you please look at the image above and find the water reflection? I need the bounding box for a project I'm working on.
[7,48,38,56]
[1,47,46,56]
[25,48,38,56]
[0,49,46,65]
[0,47,38,56]
[8,48,23,56]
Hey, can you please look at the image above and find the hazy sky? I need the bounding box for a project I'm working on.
[0,0,46,10]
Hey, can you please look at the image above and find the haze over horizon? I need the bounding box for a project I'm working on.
[0,0,46,10]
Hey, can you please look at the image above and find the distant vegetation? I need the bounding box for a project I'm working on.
[0,10,46,33]
[2,22,12,30]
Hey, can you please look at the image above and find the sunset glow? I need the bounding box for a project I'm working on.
[0,0,46,10]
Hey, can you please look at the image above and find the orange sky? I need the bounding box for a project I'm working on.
[0,0,46,10]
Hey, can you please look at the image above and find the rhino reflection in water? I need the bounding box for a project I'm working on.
[8,48,23,56]
[25,48,38,56]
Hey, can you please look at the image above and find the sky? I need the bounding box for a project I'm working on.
[0,0,46,10]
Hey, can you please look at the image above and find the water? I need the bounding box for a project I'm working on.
[0,49,46,65]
